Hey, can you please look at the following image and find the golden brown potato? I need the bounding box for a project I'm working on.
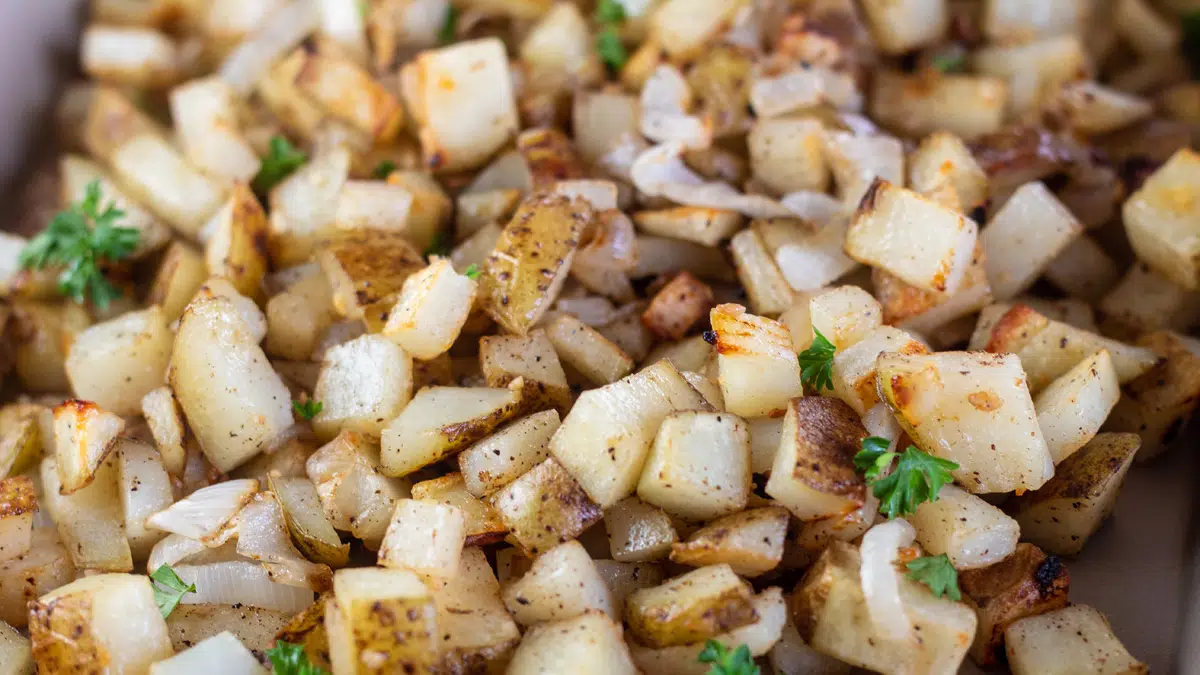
[147,241,208,322]
[292,47,405,143]
[517,127,588,189]
[327,569,439,674]
[479,330,573,414]
[168,604,293,656]
[409,473,508,547]
[765,397,867,521]
[318,228,427,324]
[624,564,758,649]
[669,506,789,577]
[204,184,270,302]
[1104,331,1200,461]
[275,596,332,670]
[641,271,714,341]
[487,457,603,557]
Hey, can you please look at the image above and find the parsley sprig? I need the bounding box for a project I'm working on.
[464,263,481,280]
[294,399,323,421]
[267,640,330,675]
[19,180,139,309]
[854,437,959,519]
[698,640,759,675]
[595,0,628,71]
[906,553,961,601]
[372,159,397,179]
[798,328,836,391]
[930,53,966,73]
[253,135,308,197]
[438,5,459,45]
[150,563,196,618]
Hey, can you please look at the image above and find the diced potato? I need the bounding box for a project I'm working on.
[430,546,521,669]
[846,179,977,294]
[593,560,664,609]
[634,234,736,284]
[506,610,638,675]
[1043,235,1121,304]
[0,404,49,480]
[765,397,866,521]
[481,193,590,335]
[170,296,294,472]
[545,314,634,385]
[459,410,559,498]
[640,272,713,341]
[599,303,655,362]
[728,229,795,316]
[148,242,209,322]
[769,613,853,675]
[400,38,519,172]
[636,411,750,522]
[832,326,928,415]
[1035,349,1120,464]
[333,181,415,232]
[410,473,507,547]
[518,1,602,92]
[149,631,267,675]
[643,335,713,374]
[749,117,828,194]
[59,155,172,259]
[0,529,75,628]
[64,306,171,417]
[487,457,602,557]
[307,431,411,549]
[292,48,404,143]
[1050,81,1153,136]
[265,271,338,361]
[747,416,783,475]
[318,228,426,323]
[12,301,91,393]
[753,216,858,295]
[650,0,745,61]
[625,564,756,649]
[169,77,261,182]
[81,25,179,88]
[109,129,228,238]
[908,132,989,212]
[982,0,1085,41]
[268,146,350,267]
[549,360,708,508]
[1099,263,1200,340]
[973,36,1088,117]
[327,568,438,674]
[311,334,413,441]
[793,542,976,675]
[878,351,1054,493]
[1123,149,1200,289]
[870,72,1008,142]
[823,130,906,210]
[116,439,173,561]
[141,387,187,477]
[808,285,882,350]
[268,475,350,567]
[859,0,947,53]
[380,259,476,360]
[981,182,1083,301]
[604,497,678,562]
[502,540,613,625]
[1005,605,1146,675]
[193,277,268,342]
[52,400,125,495]
[1105,331,1200,460]
[29,573,173,674]
[1010,433,1140,556]
[377,498,465,588]
[632,207,743,248]
[669,506,788,577]
[958,543,1070,666]
[710,304,803,418]
[385,171,453,253]
[479,331,572,414]
[203,185,270,301]
[0,477,36,564]
[0,620,33,675]
[381,383,523,477]
[908,484,1019,570]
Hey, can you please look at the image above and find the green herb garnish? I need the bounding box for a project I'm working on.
[464,263,481,280]
[906,553,961,601]
[266,640,330,675]
[372,159,397,179]
[595,0,627,23]
[425,231,452,259]
[253,135,307,197]
[150,564,196,619]
[594,0,628,71]
[698,639,759,675]
[19,180,139,310]
[797,327,836,391]
[293,399,323,421]
[930,53,966,73]
[854,439,959,519]
[438,5,459,45]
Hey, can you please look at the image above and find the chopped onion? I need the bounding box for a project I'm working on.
[860,519,916,642]
[751,69,826,118]
[146,479,258,542]
[173,560,315,614]
[779,191,847,224]
[219,0,320,95]
[597,133,649,182]
[723,3,763,51]
[631,142,793,218]
[146,533,207,573]
[236,492,332,591]
[640,65,712,150]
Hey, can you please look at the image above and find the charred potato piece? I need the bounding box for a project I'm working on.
[487,457,602,557]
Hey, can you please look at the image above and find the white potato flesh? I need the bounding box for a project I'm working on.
[65,306,172,417]
[831,326,927,415]
[382,258,476,360]
[116,439,174,561]
[507,610,639,675]
[1005,605,1146,675]
[638,412,751,522]
[141,386,187,478]
[809,286,883,350]
[0,477,36,564]
[312,334,413,441]
[982,182,1083,301]
[747,416,784,475]
[549,360,708,508]
[605,497,678,563]
[503,540,614,626]
[381,384,522,477]
[729,228,795,316]
[822,131,905,208]
[169,76,261,182]
[459,410,559,498]
[973,36,1087,116]
[545,314,635,385]
[41,456,132,572]
[711,304,803,419]
[81,25,178,87]
[60,155,171,259]
[170,296,294,472]
[650,0,745,60]
[307,432,411,549]
[377,499,465,588]
[860,0,948,53]
[1123,148,1200,290]
[53,400,125,495]
[749,118,828,194]
[908,485,1019,570]
[0,620,33,675]
[1034,349,1120,464]
[149,631,267,675]
[0,529,76,629]
[430,547,521,665]
[878,351,1054,494]
[110,133,227,238]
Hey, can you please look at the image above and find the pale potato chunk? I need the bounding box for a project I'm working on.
[908,132,989,212]
[381,384,523,477]
[265,271,338,361]
[487,458,602,557]
[431,546,521,670]
[973,36,1087,117]
[0,477,35,564]
[845,179,977,294]
[710,304,803,418]
[908,485,1019,570]
[307,432,411,550]
[982,0,1085,42]
[593,561,665,610]
[149,631,267,675]
[506,610,638,675]
[823,132,906,209]
[808,285,883,350]
[148,242,208,322]
[141,387,187,477]
[1105,331,1200,460]
[169,77,261,182]
[1123,148,1200,289]
[604,497,678,562]
[116,439,173,561]
[64,306,171,417]
[753,216,858,294]
[479,331,572,414]
[459,410,559,498]
[669,506,789,577]
[625,564,756,649]
[632,207,743,248]
[203,184,270,301]
[832,326,928,415]
[728,229,795,316]
[0,529,75,629]
[292,48,404,143]
[381,259,477,360]
[377,499,465,588]
[312,334,413,441]
[871,72,1008,142]
[1035,349,1120,464]
[650,0,745,61]
[109,132,227,238]
[765,397,867,521]
[410,473,507,547]
[860,0,948,54]
[1006,605,1146,675]
[749,118,828,194]
[1044,235,1121,305]
[503,540,613,625]
[1099,263,1200,340]
[747,416,784,475]
[0,620,33,675]
[545,314,634,385]
[52,400,125,495]
[269,147,351,267]
[981,182,1083,301]
[638,411,751,522]
[81,25,179,87]
[878,351,1054,494]
[59,155,171,259]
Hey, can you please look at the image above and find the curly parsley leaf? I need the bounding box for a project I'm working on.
[19,179,139,309]
[438,5,459,45]
[930,53,966,73]
[150,563,196,618]
[906,553,961,601]
[464,263,481,280]
[253,135,307,197]
[424,231,452,259]
[853,436,894,480]
[372,159,397,179]
[596,26,628,71]
[266,640,330,675]
[865,444,959,519]
[698,640,760,675]
[293,399,323,421]
[595,0,627,23]
[798,328,836,391]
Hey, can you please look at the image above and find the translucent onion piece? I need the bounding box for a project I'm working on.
[146,479,258,542]
[860,519,916,641]
[219,0,320,95]
[778,191,847,225]
[751,69,826,118]
[236,492,332,591]
[640,65,712,150]
[146,533,207,574]
[631,142,793,218]
[597,133,649,182]
[174,560,315,614]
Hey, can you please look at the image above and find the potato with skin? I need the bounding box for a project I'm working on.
[203,184,270,302]
[318,228,427,325]
[12,301,91,393]
[479,331,572,414]
[545,314,634,385]
[0,405,47,480]
[710,304,803,419]
[0,529,75,629]
[625,564,758,649]
[488,457,603,558]
[1105,330,1200,461]
[1005,605,1146,675]
[481,193,591,335]
[503,540,614,625]
[669,506,789,577]
[765,397,867,522]
[327,568,439,675]
[0,476,36,564]
[641,271,714,341]
[507,610,639,675]
[410,473,508,547]
[459,410,559,498]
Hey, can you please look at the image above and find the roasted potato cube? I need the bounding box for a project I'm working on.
[604,497,678,563]
[148,630,266,675]
[265,271,338,362]
[1010,432,1140,556]
[728,229,795,316]
[973,36,1087,117]
[81,24,178,88]
[487,457,603,557]
[981,182,1083,301]
[669,506,788,577]
[169,77,260,183]
[507,610,638,675]
[0,529,75,628]
[481,194,590,335]
[711,304,803,418]
[410,473,507,547]
[12,301,91,393]
[268,147,351,267]
[637,411,750,522]
[1105,331,1200,460]
[479,331,572,414]
[381,383,523,477]
[749,117,829,194]
[381,259,477,360]
[29,573,173,674]
[1123,149,1200,289]
[52,400,125,495]
[832,326,928,415]
[459,410,559,498]
[878,351,1054,493]
[203,184,270,302]
[909,131,989,211]
[269,475,350,567]
[633,207,743,248]
[431,547,521,670]
[59,154,171,259]
[0,620,32,675]
[1035,349,1120,464]
[1005,605,1146,675]
[502,539,614,625]
[593,561,665,610]
[808,285,882,350]
[909,484,1019,570]
[0,476,36,564]
[327,568,438,675]
[764,397,866,521]
[846,179,978,295]
[794,541,976,675]
[545,314,634,385]
[859,0,947,53]
[147,241,208,322]
[312,334,412,441]
[64,306,171,417]
[377,499,465,588]
[0,405,48,480]
[332,180,416,232]
[958,543,1070,666]
[293,48,404,143]
[108,130,227,239]
[1044,235,1121,305]
[625,564,757,649]
[641,272,714,341]
[141,386,186,477]
[871,72,1008,143]
[824,131,906,209]
[549,360,708,508]
[400,38,519,172]
[115,439,172,561]
[307,432,411,550]
[318,228,426,323]
[1099,263,1200,341]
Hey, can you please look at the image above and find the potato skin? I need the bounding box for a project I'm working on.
[29,591,107,675]
[488,458,602,557]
